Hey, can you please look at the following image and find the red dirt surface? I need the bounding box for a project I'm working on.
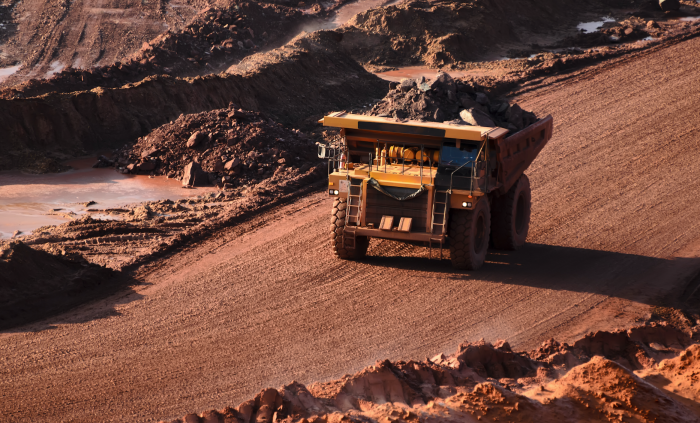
[0,31,388,172]
[4,6,700,423]
[0,241,115,329]
[159,325,699,423]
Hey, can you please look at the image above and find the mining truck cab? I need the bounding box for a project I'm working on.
[318,112,553,270]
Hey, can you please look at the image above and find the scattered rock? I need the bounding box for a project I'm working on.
[459,108,495,127]
[187,131,208,148]
[182,161,209,187]
[224,158,240,171]
[659,0,680,11]
[92,155,114,168]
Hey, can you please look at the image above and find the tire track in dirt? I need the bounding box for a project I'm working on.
[4,34,700,423]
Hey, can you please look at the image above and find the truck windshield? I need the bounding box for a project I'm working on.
[439,142,480,167]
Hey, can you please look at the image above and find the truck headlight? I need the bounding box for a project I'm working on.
[462,201,472,208]
[329,189,339,195]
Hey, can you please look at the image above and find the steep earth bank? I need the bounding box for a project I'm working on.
[0,0,326,96]
[0,0,348,87]
[0,32,388,172]
[337,0,700,68]
[158,324,700,423]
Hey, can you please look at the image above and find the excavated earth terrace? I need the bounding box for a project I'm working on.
[3,0,700,421]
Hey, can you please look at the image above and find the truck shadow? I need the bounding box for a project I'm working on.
[364,241,700,307]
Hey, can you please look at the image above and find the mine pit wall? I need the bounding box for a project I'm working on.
[0,38,389,157]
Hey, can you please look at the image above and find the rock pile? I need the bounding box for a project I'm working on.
[112,105,322,188]
[158,324,700,423]
[369,72,537,132]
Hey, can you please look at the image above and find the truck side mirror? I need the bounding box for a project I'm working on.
[317,144,334,159]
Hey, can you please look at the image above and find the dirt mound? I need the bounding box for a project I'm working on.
[336,0,662,68]
[0,1,311,99]
[0,241,115,329]
[158,325,700,423]
[639,344,700,410]
[0,0,210,86]
[112,106,321,188]
[0,31,388,172]
[368,71,537,132]
[535,356,697,422]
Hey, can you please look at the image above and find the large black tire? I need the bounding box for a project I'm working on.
[448,198,491,270]
[491,174,531,250]
[330,198,369,260]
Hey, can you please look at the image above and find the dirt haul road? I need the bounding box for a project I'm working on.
[4,36,700,423]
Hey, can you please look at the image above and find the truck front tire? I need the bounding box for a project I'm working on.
[491,174,531,250]
[330,198,369,260]
[449,198,491,270]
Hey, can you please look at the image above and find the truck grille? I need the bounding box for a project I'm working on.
[364,186,429,233]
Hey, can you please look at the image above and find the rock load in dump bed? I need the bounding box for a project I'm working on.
[111,106,323,188]
[368,71,537,133]
[157,323,700,423]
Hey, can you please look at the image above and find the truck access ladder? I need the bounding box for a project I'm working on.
[429,190,450,259]
[344,179,363,249]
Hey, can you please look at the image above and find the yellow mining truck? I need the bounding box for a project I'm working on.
[318,112,553,270]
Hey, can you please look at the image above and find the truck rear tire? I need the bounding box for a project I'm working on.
[449,198,491,270]
[491,174,531,250]
[330,198,369,260]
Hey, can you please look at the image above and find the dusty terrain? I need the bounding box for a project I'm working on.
[1,0,699,175]
[4,30,700,418]
[3,0,700,422]
[160,325,700,423]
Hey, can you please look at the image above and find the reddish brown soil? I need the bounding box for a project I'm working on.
[111,106,322,183]
[4,4,700,423]
[336,0,700,68]
[0,32,388,172]
[0,1,318,97]
[0,0,213,80]
[0,0,350,89]
[0,241,116,329]
[154,325,699,423]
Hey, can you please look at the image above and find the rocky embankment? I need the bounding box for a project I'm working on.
[157,323,700,422]
[0,31,388,172]
[106,107,322,188]
[0,1,316,99]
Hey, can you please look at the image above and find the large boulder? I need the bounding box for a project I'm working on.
[428,71,457,96]
[224,158,240,171]
[459,108,495,127]
[181,161,210,186]
[659,0,680,11]
[459,94,481,111]
[186,131,208,148]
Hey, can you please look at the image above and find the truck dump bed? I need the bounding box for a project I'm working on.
[494,115,553,194]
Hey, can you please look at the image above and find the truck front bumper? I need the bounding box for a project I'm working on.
[348,227,446,243]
